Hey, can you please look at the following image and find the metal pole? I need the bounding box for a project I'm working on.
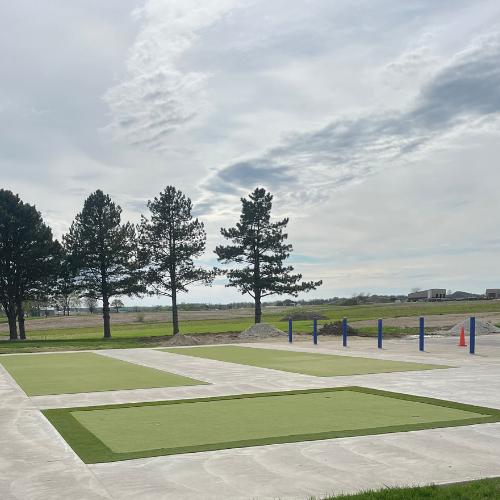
[378,318,382,349]
[343,317,347,347]
[289,318,293,344]
[470,316,475,354]
[419,316,424,352]
[313,317,317,345]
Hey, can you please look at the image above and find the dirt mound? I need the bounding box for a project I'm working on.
[447,319,500,335]
[280,312,329,321]
[319,321,363,336]
[239,323,287,339]
[167,333,200,346]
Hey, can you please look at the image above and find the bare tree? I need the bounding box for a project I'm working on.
[85,297,98,314]
[111,298,124,313]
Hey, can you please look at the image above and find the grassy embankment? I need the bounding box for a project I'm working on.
[319,478,500,499]
[1,300,500,354]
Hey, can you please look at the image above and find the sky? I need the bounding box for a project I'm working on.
[1,0,500,306]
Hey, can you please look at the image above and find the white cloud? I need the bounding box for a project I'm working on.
[101,0,240,150]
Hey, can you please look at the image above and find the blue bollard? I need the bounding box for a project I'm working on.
[378,318,382,348]
[470,316,475,354]
[313,317,317,345]
[289,318,293,343]
[419,316,424,352]
[343,317,347,347]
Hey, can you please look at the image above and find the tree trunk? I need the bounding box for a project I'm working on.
[102,295,111,338]
[17,298,26,340]
[7,296,18,340]
[7,314,18,340]
[254,289,262,324]
[172,287,179,335]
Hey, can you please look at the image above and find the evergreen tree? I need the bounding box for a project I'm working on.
[64,190,143,338]
[215,188,322,323]
[138,186,216,334]
[0,189,61,339]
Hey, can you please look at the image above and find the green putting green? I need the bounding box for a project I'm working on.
[158,346,452,376]
[43,387,499,463]
[0,352,206,396]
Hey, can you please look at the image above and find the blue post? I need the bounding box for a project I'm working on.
[378,318,382,348]
[343,317,347,347]
[470,316,475,354]
[419,316,424,352]
[289,318,293,344]
[313,317,317,345]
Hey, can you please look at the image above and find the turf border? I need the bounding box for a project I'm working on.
[42,387,500,464]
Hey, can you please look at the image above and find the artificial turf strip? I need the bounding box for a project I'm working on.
[322,478,500,499]
[0,352,207,396]
[71,391,483,454]
[158,346,452,377]
[41,387,500,464]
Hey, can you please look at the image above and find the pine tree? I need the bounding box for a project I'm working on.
[138,186,216,334]
[64,190,143,338]
[215,188,322,323]
[0,189,61,339]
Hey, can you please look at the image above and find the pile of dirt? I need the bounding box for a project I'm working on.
[239,323,287,339]
[447,319,500,335]
[319,321,364,336]
[280,312,329,321]
[167,333,200,346]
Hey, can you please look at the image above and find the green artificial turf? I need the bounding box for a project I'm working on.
[42,387,500,464]
[158,346,452,377]
[0,352,206,396]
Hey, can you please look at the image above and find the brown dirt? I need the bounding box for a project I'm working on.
[348,312,500,330]
[279,311,329,321]
[318,321,367,336]
[139,331,250,346]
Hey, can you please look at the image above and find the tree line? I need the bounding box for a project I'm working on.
[0,187,322,340]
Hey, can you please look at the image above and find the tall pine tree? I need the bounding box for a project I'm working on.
[215,188,322,323]
[138,186,216,334]
[64,190,143,338]
[0,189,61,339]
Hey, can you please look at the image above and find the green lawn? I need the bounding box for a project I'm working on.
[1,299,499,354]
[159,346,452,377]
[0,352,207,395]
[42,387,499,463]
[323,478,500,499]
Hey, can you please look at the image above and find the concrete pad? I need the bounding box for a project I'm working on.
[89,423,500,500]
[3,335,500,499]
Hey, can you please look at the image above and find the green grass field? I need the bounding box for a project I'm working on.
[1,299,500,354]
[42,387,500,463]
[159,346,452,377]
[0,352,206,395]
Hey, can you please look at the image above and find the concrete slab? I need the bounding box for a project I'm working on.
[2,335,500,499]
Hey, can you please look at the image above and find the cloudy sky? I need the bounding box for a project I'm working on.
[1,0,500,305]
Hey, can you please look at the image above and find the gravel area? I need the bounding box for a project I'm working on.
[239,323,287,339]
[447,318,500,335]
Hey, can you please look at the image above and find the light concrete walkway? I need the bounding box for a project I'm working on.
[1,336,500,499]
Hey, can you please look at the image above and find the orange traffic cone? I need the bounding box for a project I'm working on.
[458,326,467,347]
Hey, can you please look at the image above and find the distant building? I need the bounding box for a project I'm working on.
[408,289,446,302]
[486,289,500,299]
[28,308,55,317]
